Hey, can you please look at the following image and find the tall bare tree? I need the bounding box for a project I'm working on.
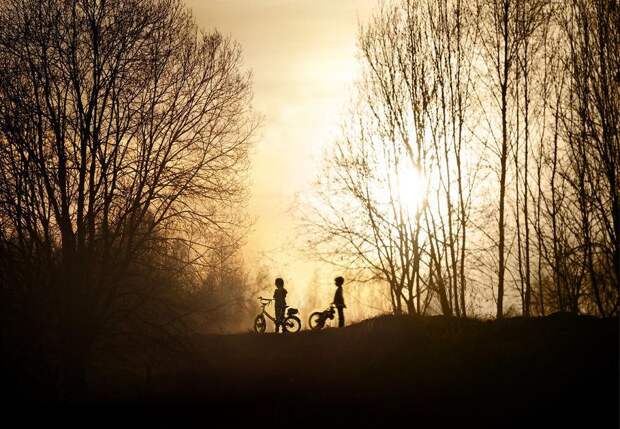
[303,0,481,318]
[477,0,526,318]
[559,0,619,314]
[0,0,255,397]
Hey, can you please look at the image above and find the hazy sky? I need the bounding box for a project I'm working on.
[185,0,376,301]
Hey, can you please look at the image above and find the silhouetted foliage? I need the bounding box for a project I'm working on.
[0,0,255,399]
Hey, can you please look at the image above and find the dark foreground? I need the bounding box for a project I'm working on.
[6,314,620,427]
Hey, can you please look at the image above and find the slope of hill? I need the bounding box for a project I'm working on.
[86,313,618,427]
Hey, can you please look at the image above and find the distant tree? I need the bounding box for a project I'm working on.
[193,236,257,334]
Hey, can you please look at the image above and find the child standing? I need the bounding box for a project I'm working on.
[273,278,287,333]
[333,276,346,327]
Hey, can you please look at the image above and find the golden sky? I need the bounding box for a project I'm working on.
[185,0,376,306]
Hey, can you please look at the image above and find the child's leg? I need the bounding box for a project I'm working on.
[337,306,345,327]
[275,306,284,332]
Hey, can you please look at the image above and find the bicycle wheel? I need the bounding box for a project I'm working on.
[308,312,324,330]
[283,316,301,333]
[254,314,266,333]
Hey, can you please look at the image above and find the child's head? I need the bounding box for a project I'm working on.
[334,276,344,287]
[275,277,284,288]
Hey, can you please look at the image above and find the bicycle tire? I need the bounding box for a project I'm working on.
[308,312,325,330]
[283,315,301,333]
[254,314,266,333]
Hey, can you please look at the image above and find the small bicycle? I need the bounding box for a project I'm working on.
[254,297,302,333]
[308,304,336,330]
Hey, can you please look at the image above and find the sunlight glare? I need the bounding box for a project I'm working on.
[395,161,427,214]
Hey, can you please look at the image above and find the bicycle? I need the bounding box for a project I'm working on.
[308,304,336,330]
[254,297,302,333]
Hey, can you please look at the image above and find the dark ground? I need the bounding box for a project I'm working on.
[4,313,619,427]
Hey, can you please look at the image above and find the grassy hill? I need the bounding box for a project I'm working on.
[85,313,618,427]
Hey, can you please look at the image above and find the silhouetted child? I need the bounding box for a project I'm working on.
[333,276,346,327]
[273,277,287,333]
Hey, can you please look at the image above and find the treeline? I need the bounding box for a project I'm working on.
[0,0,256,398]
[304,0,618,318]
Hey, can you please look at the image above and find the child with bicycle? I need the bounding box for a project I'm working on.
[273,277,287,333]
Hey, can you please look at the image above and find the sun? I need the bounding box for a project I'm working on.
[396,162,427,214]
[370,157,428,216]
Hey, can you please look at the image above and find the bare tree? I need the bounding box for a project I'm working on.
[477,0,524,318]
[0,0,255,397]
[510,0,551,316]
[302,0,481,318]
[558,0,619,314]
[304,0,618,320]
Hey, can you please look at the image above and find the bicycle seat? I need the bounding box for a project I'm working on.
[287,307,299,316]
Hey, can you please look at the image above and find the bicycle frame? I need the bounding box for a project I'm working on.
[258,301,278,323]
[258,297,285,324]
